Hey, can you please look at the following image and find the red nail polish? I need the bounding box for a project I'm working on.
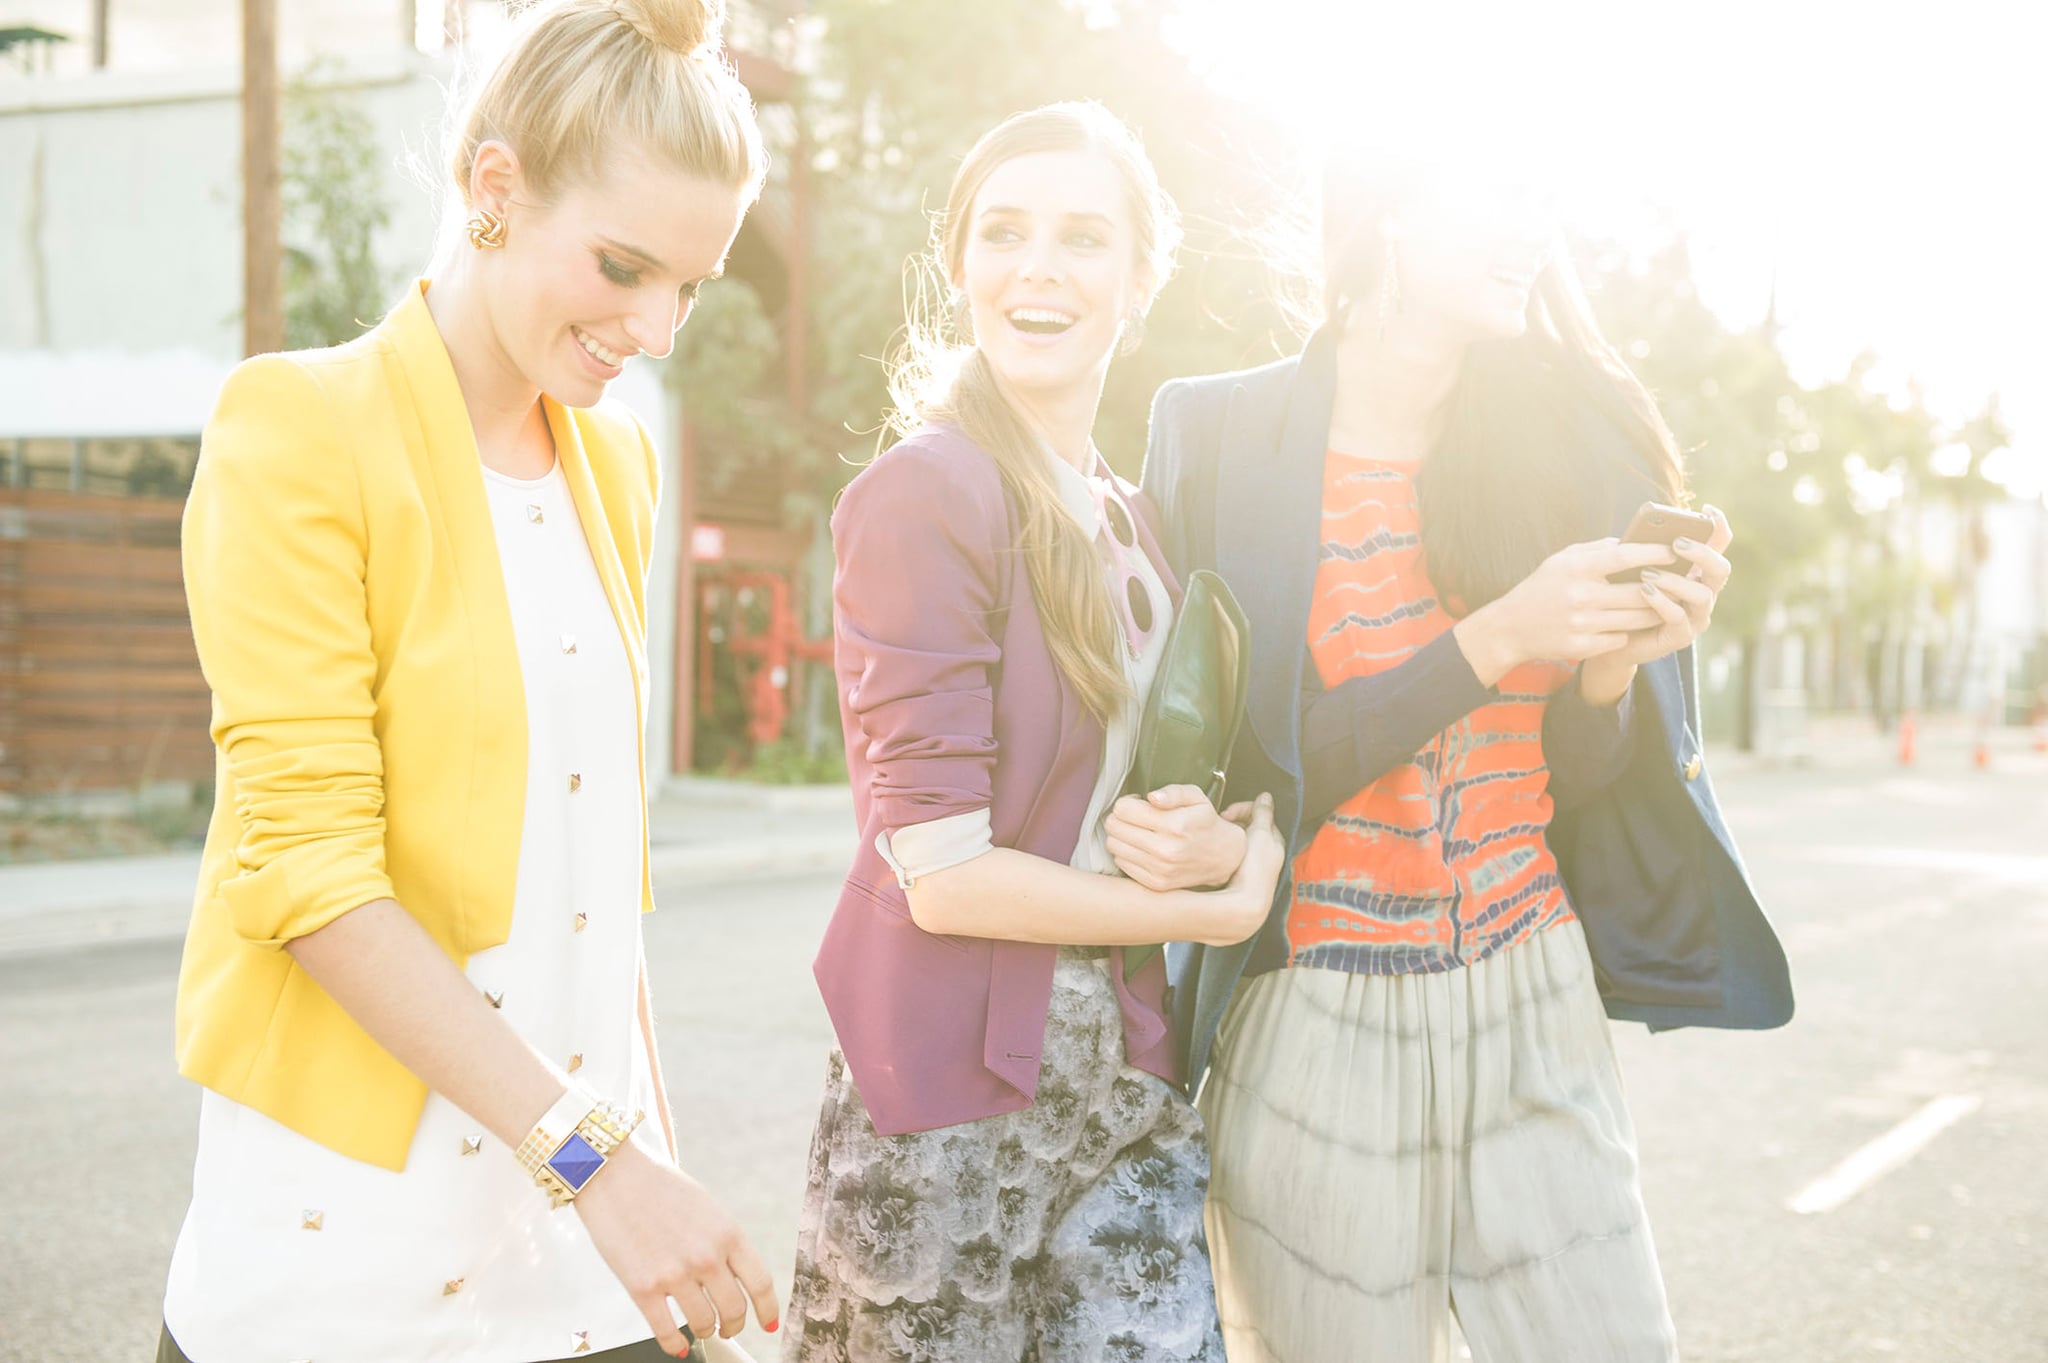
[766,1319,781,1333]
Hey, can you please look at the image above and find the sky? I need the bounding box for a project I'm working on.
[1169,0,2048,495]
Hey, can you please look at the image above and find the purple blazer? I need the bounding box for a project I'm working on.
[815,423,1184,1137]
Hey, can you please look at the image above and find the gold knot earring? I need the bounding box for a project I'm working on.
[467,208,507,251]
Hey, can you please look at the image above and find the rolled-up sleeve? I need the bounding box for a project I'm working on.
[183,355,394,948]
[832,440,1007,841]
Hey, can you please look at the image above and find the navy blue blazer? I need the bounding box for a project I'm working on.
[1140,329,1795,1093]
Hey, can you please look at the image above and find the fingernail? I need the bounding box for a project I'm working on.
[1673,537,1696,551]
[767,1319,781,1333]
[1641,567,1661,581]
[1642,580,1661,598]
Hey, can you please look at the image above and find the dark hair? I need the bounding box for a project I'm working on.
[1321,148,1686,612]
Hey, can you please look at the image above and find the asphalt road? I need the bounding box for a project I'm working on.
[2,755,2043,1362]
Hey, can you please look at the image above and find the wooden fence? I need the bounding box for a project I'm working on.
[0,488,214,794]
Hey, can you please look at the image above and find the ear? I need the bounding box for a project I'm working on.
[1131,262,1160,313]
[468,139,524,218]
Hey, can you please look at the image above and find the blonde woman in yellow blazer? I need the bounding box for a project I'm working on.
[157,4,778,1361]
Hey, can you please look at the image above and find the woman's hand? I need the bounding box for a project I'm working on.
[1454,538,1674,685]
[1185,792,1285,947]
[1106,784,1247,892]
[1580,506,1734,704]
[574,1143,780,1355]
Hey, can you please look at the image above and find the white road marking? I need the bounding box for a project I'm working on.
[1788,1094,1984,1215]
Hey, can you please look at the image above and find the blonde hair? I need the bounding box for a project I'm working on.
[888,102,1181,724]
[450,0,766,208]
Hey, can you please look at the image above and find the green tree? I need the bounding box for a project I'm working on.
[281,67,394,351]
[1584,232,2004,736]
[674,0,1305,502]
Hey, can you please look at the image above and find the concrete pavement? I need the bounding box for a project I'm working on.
[5,754,2047,1362]
[4,727,2046,1363]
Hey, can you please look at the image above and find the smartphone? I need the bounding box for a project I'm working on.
[1610,501,1716,582]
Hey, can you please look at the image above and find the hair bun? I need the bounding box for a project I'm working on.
[612,0,722,55]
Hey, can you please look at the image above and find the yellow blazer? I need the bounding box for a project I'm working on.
[176,280,659,1171]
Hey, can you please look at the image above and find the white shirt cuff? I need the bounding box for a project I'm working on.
[876,808,994,888]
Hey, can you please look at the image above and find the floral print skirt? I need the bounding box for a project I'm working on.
[783,949,1225,1363]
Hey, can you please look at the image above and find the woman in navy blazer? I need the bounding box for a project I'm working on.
[1141,143,1794,1361]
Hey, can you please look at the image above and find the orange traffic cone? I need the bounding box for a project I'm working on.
[1973,736,1992,770]
[1897,711,1917,766]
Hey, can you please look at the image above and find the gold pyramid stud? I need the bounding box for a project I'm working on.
[301,1209,323,1231]
[567,1053,583,1073]
[573,912,588,933]
[485,989,505,1009]
[443,1278,465,1296]
[568,773,582,793]
[560,634,578,655]
[461,1135,482,1157]
[525,503,544,524]
[572,1331,592,1354]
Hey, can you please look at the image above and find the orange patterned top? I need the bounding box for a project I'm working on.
[1284,449,1577,974]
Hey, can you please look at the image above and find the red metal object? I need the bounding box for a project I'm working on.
[696,569,832,747]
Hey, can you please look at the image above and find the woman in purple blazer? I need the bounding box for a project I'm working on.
[781,103,1285,1363]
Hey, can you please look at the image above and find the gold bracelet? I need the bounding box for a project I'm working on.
[575,1103,644,1162]
[516,1089,644,1209]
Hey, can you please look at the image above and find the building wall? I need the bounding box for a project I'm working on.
[0,50,446,355]
[0,47,690,785]
[5,1,448,77]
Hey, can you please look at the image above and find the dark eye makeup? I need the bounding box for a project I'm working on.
[597,251,640,287]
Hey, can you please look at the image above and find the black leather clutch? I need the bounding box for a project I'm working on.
[1121,568,1250,978]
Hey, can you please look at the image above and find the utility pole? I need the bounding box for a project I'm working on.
[241,0,283,356]
[91,0,110,67]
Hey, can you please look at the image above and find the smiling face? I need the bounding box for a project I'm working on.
[1387,173,1557,344]
[953,147,1152,405]
[479,146,747,408]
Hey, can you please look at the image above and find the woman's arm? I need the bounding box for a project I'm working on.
[1296,540,1679,829]
[287,900,583,1154]
[1298,629,1500,828]
[838,437,1280,947]
[904,831,1274,948]
[285,903,772,1350]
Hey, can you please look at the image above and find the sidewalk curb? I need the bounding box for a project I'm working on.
[0,834,854,959]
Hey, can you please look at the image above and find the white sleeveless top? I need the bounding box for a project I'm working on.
[163,461,664,1363]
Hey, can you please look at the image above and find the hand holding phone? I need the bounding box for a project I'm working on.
[1608,501,1716,583]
